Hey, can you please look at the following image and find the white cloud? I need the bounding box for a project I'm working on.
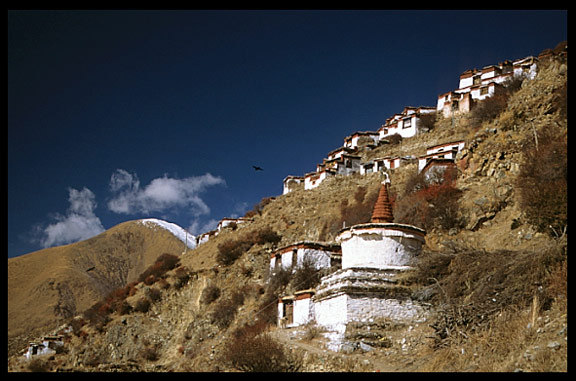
[38,187,105,248]
[107,169,226,216]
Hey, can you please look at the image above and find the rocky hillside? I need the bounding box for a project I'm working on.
[8,219,192,357]
[8,45,567,372]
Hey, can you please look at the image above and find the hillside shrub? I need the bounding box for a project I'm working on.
[232,320,269,340]
[134,297,151,313]
[258,267,291,324]
[291,257,323,290]
[68,317,86,336]
[253,226,282,245]
[83,302,111,331]
[200,285,221,305]
[116,301,133,315]
[418,238,566,348]
[339,185,378,227]
[418,112,437,132]
[550,82,567,118]
[516,124,567,236]
[137,253,180,283]
[172,266,191,289]
[223,333,302,372]
[394,168,463,231]
[244,196,275,218]
[140,340,159,362]
[146,287,162,303]
[216,238,253,266]
[27,358,50,372]
[83,283,133,326]
[468,77,525,130]
[210,296,242,329]
[469,93,509,128]
[387,133,403,145]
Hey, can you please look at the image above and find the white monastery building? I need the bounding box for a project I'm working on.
[343,131,380,150]
[378,106,436,140]
[437,55,538,117]
[282,175,304,195]
[270,241,341,275]
[418,140,465,172]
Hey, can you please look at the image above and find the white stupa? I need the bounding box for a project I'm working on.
[313,175,428,342]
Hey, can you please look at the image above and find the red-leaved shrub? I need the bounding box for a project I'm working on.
[394,168,463,231]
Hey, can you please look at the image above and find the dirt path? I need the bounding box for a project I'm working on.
[269,326,424,372]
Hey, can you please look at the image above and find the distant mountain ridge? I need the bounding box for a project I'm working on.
[7,218,192,356]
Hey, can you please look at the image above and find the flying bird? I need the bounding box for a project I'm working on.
[252,165,264,171]
[86,266,96,272]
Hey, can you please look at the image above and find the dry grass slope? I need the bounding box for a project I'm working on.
[8,220,188,356]
[8,48,567,372]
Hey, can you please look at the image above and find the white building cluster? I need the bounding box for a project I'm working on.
[283,54,539,195]
[437,56,538,118]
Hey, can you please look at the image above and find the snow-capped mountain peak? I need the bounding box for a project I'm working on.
[138,218,196,250]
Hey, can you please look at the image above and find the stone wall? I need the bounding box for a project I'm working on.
[346,295,428,323]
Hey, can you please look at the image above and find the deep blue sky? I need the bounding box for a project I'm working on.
[8,10,567,258]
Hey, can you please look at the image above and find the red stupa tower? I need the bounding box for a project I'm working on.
[370,180,394,223]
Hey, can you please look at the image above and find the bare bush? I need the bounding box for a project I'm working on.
[339,186,378,227]
[217,239,253,266]
[419,239,566,348]
[210,298,240,329]
[387,133,403,145]
[27,358,50,372]
[469,93,509,128]
[516,124,567,236]
[394,167,463,231]
[254,226,282,246]
[223,333,302,372]
[258,268,291,324]
[138,253,180,283]
[172,266,191,289]
[244,196,275,218]
[146,287,162,303]
[418,112,437,132]
[200,285,221,305]
[140,341,159,362]
[134,297,151,313]
[291,257,322,290]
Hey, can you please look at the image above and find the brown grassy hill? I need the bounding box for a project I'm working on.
[7,219,189,356]
[8,47,566,372]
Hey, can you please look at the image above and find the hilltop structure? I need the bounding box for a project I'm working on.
[281,54,540,195]
[437,56,538,118]
[378,106,436,139]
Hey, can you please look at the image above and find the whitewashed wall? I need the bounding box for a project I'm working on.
[427,141,465,155]
[293,296,314,326]
[459,75,474,89]
[314,293,427,331]
[314,293,348,330]
[346,295,427,323]
[304,170,333,190]
[338,226,425,270]
[270,247,334,273]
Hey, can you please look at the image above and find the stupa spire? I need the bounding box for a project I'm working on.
[371,173,394,223]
